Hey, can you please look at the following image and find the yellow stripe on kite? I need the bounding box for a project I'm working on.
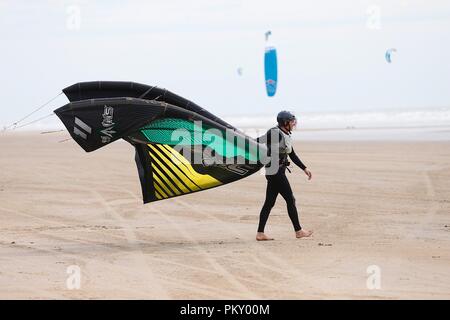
[160,145,221,189]
[159,145,199,180]
[152,172,174,197]
[153,182,168,199]
[148,149,191,194]
[156,145,204,189]
[151,163,181,196]
[149,145,200,192]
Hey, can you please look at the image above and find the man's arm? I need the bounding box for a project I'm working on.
[289,147,307,170]
[289,148,312,180]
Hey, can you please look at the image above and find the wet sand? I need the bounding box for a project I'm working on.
[1,132,449,299]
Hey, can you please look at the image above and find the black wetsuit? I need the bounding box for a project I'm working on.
[257,127,307,233]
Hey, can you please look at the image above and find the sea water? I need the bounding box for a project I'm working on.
[225,107,450,141]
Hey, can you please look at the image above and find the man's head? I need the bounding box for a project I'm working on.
[277,110,297,132]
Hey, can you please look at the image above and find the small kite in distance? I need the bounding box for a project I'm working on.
[385,48,397,63]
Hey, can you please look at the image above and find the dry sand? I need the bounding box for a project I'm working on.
[1,132,449,299]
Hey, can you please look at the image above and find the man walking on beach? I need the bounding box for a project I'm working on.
[256,111,313,241]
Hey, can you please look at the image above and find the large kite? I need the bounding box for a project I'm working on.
[54,81,265,203]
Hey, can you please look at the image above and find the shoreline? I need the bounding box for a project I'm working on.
[2,123,450,142]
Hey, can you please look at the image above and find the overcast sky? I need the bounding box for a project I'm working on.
[1,0,450,126]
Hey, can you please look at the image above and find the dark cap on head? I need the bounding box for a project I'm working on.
[277,111,296,125]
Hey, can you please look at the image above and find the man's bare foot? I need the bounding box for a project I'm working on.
[296,229,313,238]
[256,232,274,241]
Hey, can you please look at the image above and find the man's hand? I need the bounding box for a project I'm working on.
[304,169,312,180]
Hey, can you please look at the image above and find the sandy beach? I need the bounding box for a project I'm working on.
[1,131,449,299]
